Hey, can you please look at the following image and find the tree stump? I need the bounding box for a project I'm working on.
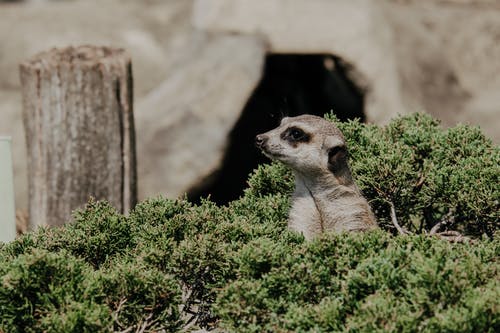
[20,46,137,228]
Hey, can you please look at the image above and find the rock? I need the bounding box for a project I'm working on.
[192,0,500,141]
[136,33,266,199]
[192,0,407,125]
[0,0,192,95]
[386,2,472,119]
[386,0,500,139]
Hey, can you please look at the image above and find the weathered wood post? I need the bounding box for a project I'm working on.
[20,46,137,228]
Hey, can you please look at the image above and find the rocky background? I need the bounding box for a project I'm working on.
[1,0,499,214]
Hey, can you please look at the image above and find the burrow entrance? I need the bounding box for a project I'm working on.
[188,54,366,204]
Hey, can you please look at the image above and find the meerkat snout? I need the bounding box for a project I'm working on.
[255,134,268,149]
[256,114,377,239]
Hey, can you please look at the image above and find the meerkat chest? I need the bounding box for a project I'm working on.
[288,179,323,240]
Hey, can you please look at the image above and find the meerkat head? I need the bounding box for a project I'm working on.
[256,115,352,182]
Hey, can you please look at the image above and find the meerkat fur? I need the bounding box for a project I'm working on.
[256,114,377,240]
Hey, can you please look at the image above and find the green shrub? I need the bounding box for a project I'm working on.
[325,113,499,236]
[0,113,498,332]
[0,249,111,332]
[1,200,135,268]
[215,232,499,333]
[92,261,181,332]
[0,201,183,333]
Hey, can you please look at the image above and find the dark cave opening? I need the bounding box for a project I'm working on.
[188,54,366,205]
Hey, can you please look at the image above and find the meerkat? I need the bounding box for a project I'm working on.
[255,114,377,240]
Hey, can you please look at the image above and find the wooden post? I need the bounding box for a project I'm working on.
[20,46,137,228]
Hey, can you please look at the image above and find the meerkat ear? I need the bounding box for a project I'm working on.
[324,135,348,174]
[327,145,348,173]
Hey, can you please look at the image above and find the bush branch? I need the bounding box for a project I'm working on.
[388,200,410,235]
[114,298,129,330]
[429,210,455,234]
[434,231,471,243]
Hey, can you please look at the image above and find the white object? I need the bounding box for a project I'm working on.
[0,137,16,243]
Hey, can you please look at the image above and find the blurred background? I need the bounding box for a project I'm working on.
[1,0,499,217]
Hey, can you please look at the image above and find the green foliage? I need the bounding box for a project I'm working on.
[0,202,182,333]
[216,232,499,333]
[0,249,111,332]
[0,113,498,332]
[1,200,135,268]
[327,113,499,236]
[245,161,294,197]
[92,261,181,332]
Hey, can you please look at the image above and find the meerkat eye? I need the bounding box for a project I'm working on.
[290,128,304,140]
[280,126,311,144]
[289,127,308,140]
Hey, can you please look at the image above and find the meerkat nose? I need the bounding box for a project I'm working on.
[255,134,268,148]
